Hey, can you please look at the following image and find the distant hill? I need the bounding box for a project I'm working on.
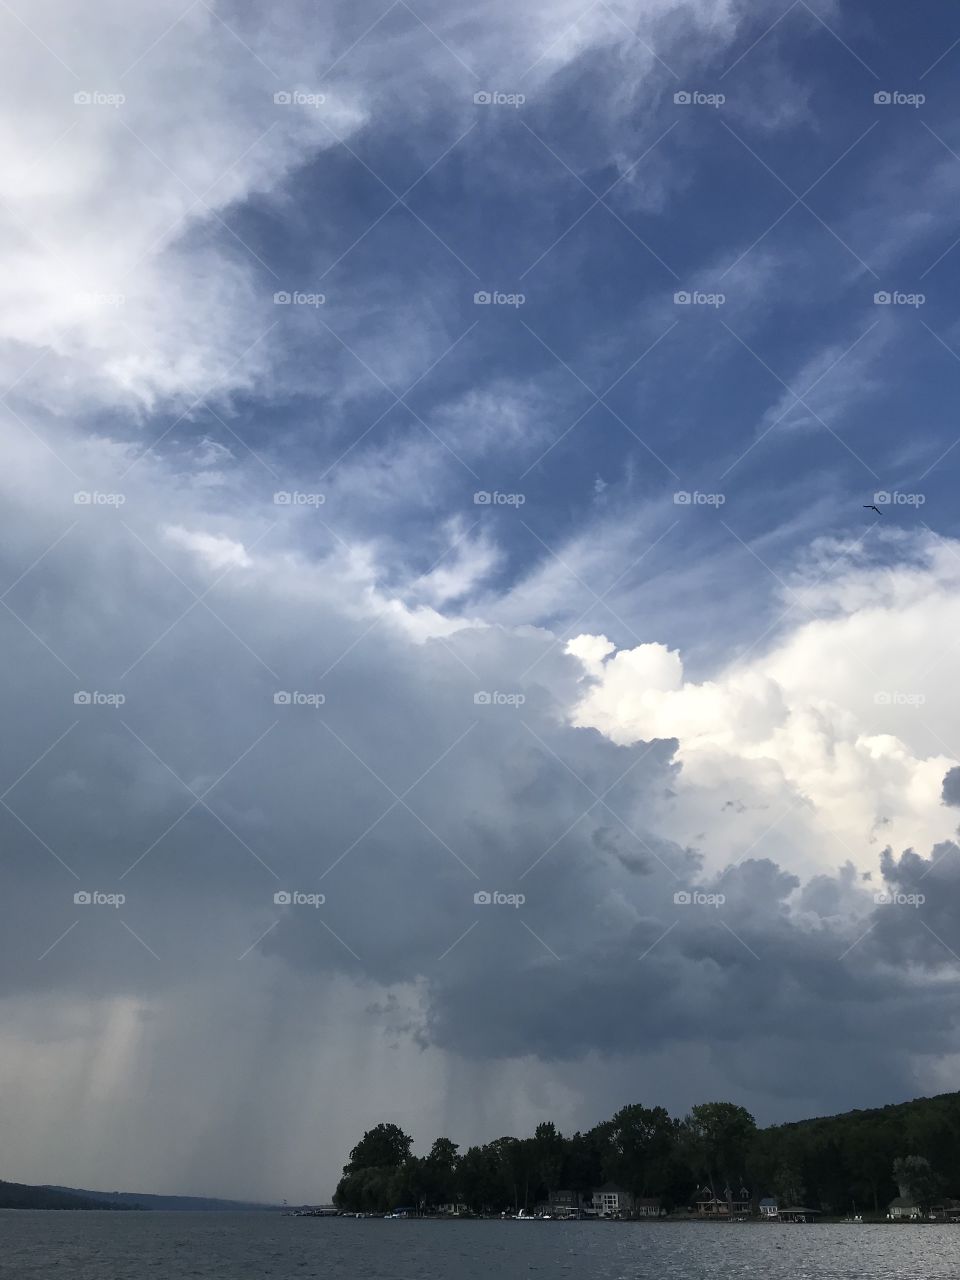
[753,1089,960,1211]
[0,1178,279,1211]
[0,1181,122,1210]
[44,1186,280,1211]
[773,1090,960,1136]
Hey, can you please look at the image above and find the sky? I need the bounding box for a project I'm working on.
[2,0,960,1203]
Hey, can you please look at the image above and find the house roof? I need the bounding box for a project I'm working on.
[888,1196,920,1209]
[759,1198,777,1207]
[595,1182,630,1194]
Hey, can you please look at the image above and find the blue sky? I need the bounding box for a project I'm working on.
[140,0,960,672]
[5,0,960,1201]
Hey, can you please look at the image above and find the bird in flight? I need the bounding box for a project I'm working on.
[863,503,882,515]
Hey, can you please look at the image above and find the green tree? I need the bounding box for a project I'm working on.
[564,1129,607,1202]
[334,1088,960,1219]
[684,1102,757,1195]
[893,1155,942,1211]
[334,1122,415,1212]
[602,1104,677,1200]
[846,1122,897,1214]
[344,1123,413,1173]
[457,1144,505,1214]
[489,1136,529,1211]
[532,1122,565,1202]
[421,1137,460,1207]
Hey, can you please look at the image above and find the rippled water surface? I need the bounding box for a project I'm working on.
[3,1213,959,1279]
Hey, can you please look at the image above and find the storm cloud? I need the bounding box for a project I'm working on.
[3,0,960,1204]
[4,433,960,1130]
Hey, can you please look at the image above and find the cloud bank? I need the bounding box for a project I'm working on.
[3,0,960,1202]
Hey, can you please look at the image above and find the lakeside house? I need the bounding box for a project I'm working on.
[695,1185,751,1218]
[634,1197,662,1218]
[540,1185,661,1220]
[546,1190,586,1219]
[887,1196,921,1221]
[759,1197,779,1220]
[592,1183,635,1218]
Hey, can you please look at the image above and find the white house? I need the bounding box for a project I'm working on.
[591,1183,635,1218]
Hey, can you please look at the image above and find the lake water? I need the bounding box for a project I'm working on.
[2,1212,958,1278]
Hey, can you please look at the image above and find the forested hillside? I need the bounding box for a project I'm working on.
[335,1091,960,1215]
[0,1181,127,1210]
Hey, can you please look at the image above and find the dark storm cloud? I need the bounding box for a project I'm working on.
[418,844,960,1109]
[3,440,959,1127]
[942,766,960,808]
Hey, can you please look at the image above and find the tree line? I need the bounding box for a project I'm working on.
[333,1090,960,1216]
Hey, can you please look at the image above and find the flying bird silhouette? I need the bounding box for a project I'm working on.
[864,503,882,515]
